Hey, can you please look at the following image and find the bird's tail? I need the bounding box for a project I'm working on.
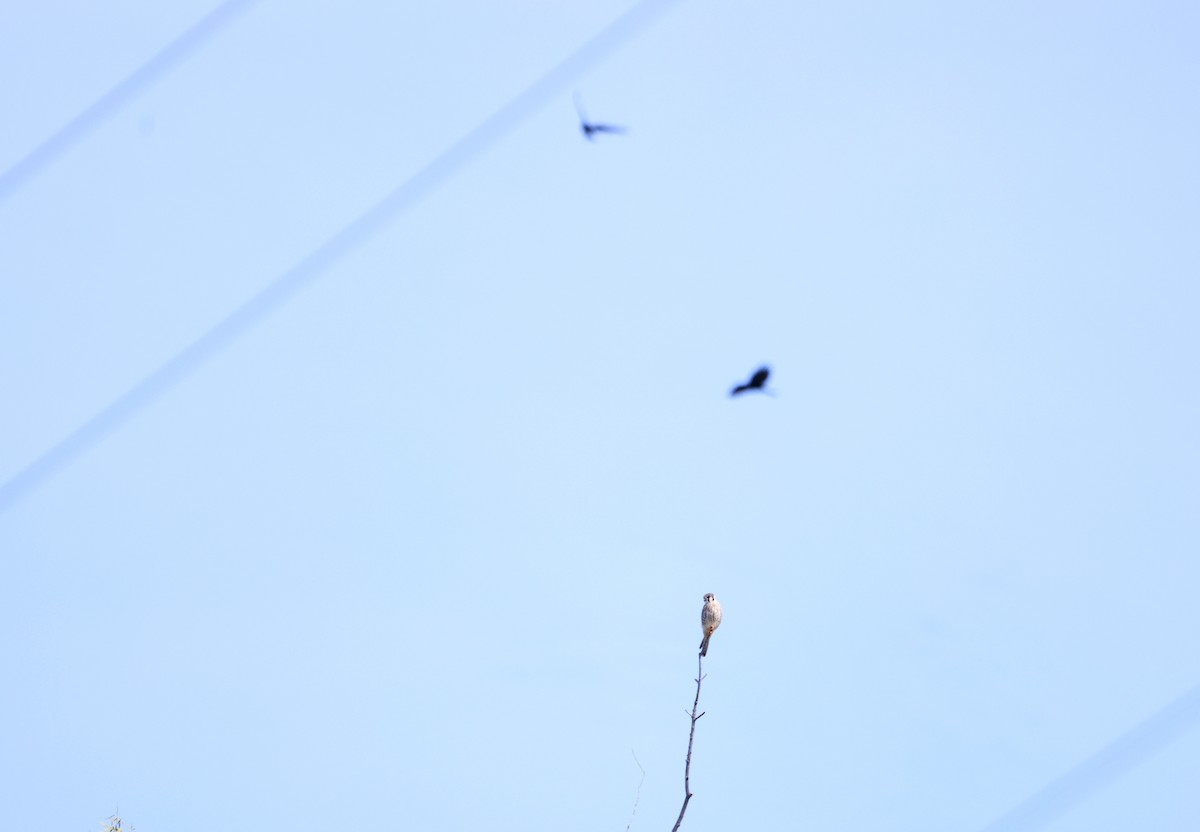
[700,633,710,657]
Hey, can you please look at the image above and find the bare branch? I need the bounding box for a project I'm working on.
[624,750,646,832]
[671,651,705,832]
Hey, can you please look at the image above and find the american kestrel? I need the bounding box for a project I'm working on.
[700,593,722,657]
[574,93,626,141]
[730,365,770,396]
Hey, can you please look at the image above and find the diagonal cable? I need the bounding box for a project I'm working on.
[980,682,1200,831]
[0,0,681,515]
[0,0,259,201]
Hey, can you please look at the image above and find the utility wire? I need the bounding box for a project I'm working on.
[980,681,1200,831]
[0,0,681,516]
[0,0,259,201]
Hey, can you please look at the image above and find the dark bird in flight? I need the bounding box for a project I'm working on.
[730,366,771,396]
[574,93,626,141]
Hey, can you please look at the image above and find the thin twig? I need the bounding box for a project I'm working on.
[671,651,705,832]
[624,750,646,832]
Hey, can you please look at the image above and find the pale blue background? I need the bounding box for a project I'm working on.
[1,2,1198,830]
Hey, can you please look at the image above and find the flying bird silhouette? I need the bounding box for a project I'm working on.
[730,366,770,396]
[574,93,626,141]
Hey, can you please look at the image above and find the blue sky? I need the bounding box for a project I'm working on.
[2,2,1198,830]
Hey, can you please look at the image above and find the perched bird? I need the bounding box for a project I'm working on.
[574,93,626,141]
[730,365,770,396]
[700,593,722,657]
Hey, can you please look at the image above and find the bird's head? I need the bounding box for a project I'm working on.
[703,593,716,602]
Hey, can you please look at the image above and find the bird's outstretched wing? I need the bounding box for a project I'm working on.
[581,121,627,140]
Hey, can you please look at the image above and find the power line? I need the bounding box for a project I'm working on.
[0,0,259,202]
[980,682,1200,831]
[0,0,681,516]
